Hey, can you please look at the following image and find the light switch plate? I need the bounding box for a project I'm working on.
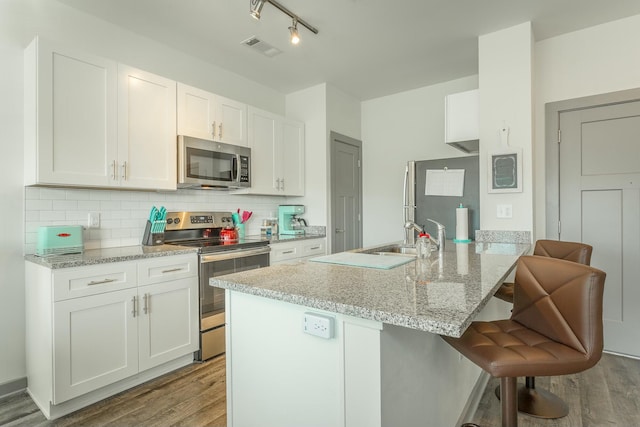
[497,204,513,219]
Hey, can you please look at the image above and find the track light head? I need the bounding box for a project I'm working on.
[249,0,266,20]
[249,0,318,45]
[289,18,300,45]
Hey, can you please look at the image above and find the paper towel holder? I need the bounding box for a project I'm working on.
[453,203,473,243]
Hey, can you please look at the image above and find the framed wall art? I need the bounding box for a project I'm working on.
[489,148,522,193]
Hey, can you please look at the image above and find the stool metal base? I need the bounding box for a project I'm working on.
[494,379,569,419]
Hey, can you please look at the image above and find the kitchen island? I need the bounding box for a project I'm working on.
[212,241,530,427]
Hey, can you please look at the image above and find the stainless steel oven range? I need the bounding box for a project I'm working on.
[164,211,270,361]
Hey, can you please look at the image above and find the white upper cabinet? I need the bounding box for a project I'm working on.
[444,89,479,153]
[24,37,117,187]
[241,106,305,196]
[281,117,305,196]
[177,83,247,146]
[118,65,177,190]
[24,37,177,190]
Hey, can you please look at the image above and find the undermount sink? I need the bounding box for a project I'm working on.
[359,244,417,257]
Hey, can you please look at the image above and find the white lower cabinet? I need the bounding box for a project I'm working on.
[138,278,199,371]
[53,288,139,403]
[26,253,198,419]
[270,237,326,265]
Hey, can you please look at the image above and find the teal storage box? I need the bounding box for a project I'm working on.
[36,225,84,256]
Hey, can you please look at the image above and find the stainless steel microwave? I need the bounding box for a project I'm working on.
[178,135,250,189]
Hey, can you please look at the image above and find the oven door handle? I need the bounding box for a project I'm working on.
[200,246,271,263]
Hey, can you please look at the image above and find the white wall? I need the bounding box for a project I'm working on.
[0,0,290,387]
[478,22,534,233]
[286,84,328,227]
[286,83,361,250]
[533,14,640,239]
[361,76,478,246]
[0,42,26,390]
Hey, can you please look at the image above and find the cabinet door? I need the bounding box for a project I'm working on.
[25,38,117,187]
[247,107,281,195]
[281,118,305,196]
[138,278,198,371]
[53,288,138,404]
[118,65,177,190]
[177,83,216,141]
[216,95,247,146]
[445,89,478,143]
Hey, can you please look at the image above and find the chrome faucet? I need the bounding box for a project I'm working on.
[403,221,423,246]
[426,219,446,254]
[404,221,424,235]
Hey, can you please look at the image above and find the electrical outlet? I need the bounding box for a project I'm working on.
[88,212,100,228]
[303,312,334,339]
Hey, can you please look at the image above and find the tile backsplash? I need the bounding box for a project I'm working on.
[25,187,286,254]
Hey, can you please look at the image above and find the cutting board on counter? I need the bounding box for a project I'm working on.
[309,252,414,269]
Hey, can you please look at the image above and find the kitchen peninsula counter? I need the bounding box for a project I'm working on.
[212,241,529,338]
[212,241,530,427]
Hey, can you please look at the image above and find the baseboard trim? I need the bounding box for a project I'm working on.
[0,377,28,399]
[456,371,491,426]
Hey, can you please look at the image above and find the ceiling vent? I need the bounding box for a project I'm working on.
[241,36,282,58]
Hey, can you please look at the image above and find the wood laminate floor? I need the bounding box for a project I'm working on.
[1,353,638,426]
[0,355,227,427]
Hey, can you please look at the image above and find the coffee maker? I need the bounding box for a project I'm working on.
[278,205,306,235]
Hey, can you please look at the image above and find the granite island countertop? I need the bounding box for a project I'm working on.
[211,241,530,338]
[25,244,198,269]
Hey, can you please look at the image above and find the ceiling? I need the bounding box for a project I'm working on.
[56,0,640,100]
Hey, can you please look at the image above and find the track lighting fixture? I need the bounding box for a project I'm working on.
[249,0,265,20]
[289,18,300,45]
[249,0,318,45]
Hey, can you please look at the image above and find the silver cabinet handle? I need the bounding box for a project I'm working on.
[121,161,128,180]
[280,178,285,191]
[212,121,216,138]
[132,296,137,318]
[112,160,117,180]
[282,250,295,255]
[218,122,223,140]
[143,293,149,314]
[88,278,117,286]
[309,246,321,250]
[275,178,280,190]
[161,267,183,273]
[335,228,345,233]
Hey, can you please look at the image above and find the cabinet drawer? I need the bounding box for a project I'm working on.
[270,243,300,263]
[53,262,137,302]
[301,239,326,257]
[137,254,197,286]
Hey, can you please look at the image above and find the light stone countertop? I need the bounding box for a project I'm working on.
[211,241,530,338]
[24,244,198,269]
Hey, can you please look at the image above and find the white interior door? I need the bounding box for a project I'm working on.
[559,100,640,357]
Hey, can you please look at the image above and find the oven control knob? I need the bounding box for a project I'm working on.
[174,218,181,224]
[167,218,173,224]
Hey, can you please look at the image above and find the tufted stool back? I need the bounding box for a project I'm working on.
[533,239,592,265]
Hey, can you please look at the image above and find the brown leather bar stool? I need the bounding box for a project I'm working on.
[493,239,593,418]
[444,256,605,427]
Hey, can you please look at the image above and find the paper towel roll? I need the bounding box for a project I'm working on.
[455,206,469,242]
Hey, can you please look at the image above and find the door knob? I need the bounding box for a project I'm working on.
[335,228,345,233]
